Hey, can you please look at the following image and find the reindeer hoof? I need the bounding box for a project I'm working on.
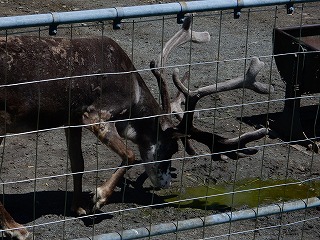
[4,225,31,240]
[91,187,110,212]
[71,205,87,216]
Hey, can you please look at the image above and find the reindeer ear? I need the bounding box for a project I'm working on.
[170,129,196,155]
[164,127,196,155]
[172,131,189,139]
[163,127,187,139]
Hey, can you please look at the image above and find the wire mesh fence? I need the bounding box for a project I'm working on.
[0,1,319,239]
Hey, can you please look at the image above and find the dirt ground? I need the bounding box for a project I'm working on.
[0,1,319,239]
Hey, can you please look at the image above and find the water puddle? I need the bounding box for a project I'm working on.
[163,178,320,210]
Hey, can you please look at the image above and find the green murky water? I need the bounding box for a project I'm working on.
[163,178,320,211]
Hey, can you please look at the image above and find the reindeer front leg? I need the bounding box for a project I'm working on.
[93,131,135,211]
[82,110,135,212]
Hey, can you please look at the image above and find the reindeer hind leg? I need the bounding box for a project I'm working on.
[65,127,87,216]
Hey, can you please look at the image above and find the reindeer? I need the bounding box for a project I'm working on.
[0,16,272,239]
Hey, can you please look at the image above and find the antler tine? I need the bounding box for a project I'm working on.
[150,60,171,113]
[171,71,190,121]
[177,124,268,160]
[223,128,268,145]
[157,15,210,67]
[173,58,273,102]
[243,57,274,94]
[222,128,268,159]
[171,70,197,155]
[171,68,196,137]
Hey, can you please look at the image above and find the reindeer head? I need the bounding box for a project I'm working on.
[140,128,179,188]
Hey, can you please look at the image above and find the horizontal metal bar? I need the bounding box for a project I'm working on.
[73,197,320,240]
[0,0,319,30]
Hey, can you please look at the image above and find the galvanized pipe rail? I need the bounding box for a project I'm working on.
[74,197,320,240]
[0,0,319,31]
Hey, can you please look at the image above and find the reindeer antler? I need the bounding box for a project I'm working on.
[150,60,172,114]
[151,15,272,160]
[170,71,190,121]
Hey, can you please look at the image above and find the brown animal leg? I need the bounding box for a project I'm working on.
[92,122,135,211]
[0,202,30,240]
[64,127,87,216]
[82,111,135,211]
[0,136,30,240]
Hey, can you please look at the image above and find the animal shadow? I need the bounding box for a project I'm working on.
[0,191,112,225]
